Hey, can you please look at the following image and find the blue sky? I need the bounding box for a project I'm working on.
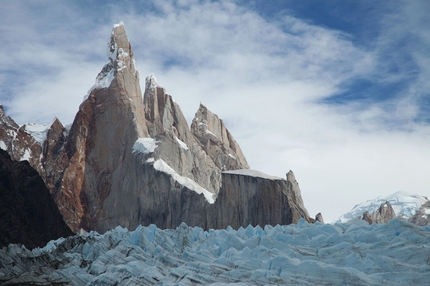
[1,0,429,222]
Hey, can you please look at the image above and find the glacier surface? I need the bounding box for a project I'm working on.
[0,219,429,285]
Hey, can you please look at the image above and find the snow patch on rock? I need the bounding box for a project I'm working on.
[223,169,284,181]
[145,73,158,90]
[22,122,50,145]
[154,159,214,204]
[20,149,31,161]
[175,137,189,150]
[132,138,158,154]
[113,21,124,28]
[0,141,6,150]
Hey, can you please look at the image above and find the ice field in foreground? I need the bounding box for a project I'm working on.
[1,219,429,285]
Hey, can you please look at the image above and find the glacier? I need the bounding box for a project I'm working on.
[1,219,429,285]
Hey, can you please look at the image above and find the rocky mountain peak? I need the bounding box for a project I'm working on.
[191,103,249,170]
[0,105,19,129]
[108,22,133,65]
[0,22,312,233]
[286,170,296,182]
[145,73,158,90]
[371,201,396,224]
[85,22,139,101]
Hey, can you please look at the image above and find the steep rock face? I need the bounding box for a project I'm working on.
[56,22,149,231]
[212,170,311,228]
[191,104,249,171]
[0,150,73,249]
[117,166,313,230]
[143,76,221,195]
[41,118,69,196]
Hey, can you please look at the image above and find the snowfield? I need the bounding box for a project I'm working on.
[337,191,429,223]
[1,219,429,285]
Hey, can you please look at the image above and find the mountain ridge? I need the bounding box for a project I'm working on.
[0,22,312,233]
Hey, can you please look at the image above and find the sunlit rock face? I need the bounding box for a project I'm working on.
[143,75,222,196]
[372,201,396,224]
[0,23,312,233]
[191,103,249,171]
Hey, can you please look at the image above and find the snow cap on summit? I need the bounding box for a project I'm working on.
[145,73,158,90]
[107,22,132,64]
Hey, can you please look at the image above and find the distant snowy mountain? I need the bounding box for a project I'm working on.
[1,220,429,285]
[337,191,429,223]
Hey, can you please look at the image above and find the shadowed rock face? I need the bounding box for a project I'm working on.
[0,150,73,249]
[0,23,312,233]
[208,171,310,229]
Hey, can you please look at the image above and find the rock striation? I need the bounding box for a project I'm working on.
[0,150,73,249]
[0,23,311,233]
[213,170,310,229]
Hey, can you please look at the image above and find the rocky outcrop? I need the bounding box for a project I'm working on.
[315,213,324,223]
[0,106,43,170]
[191,104,249,171]
[361,201,396,224]
[409,201,430,226]
[0,23,312,233]
[372,201,396,224]
[143,75,222,195]
[0,150,73,249]
[362,211,373,224]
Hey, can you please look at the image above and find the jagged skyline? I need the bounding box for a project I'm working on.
[1,1,429,222]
